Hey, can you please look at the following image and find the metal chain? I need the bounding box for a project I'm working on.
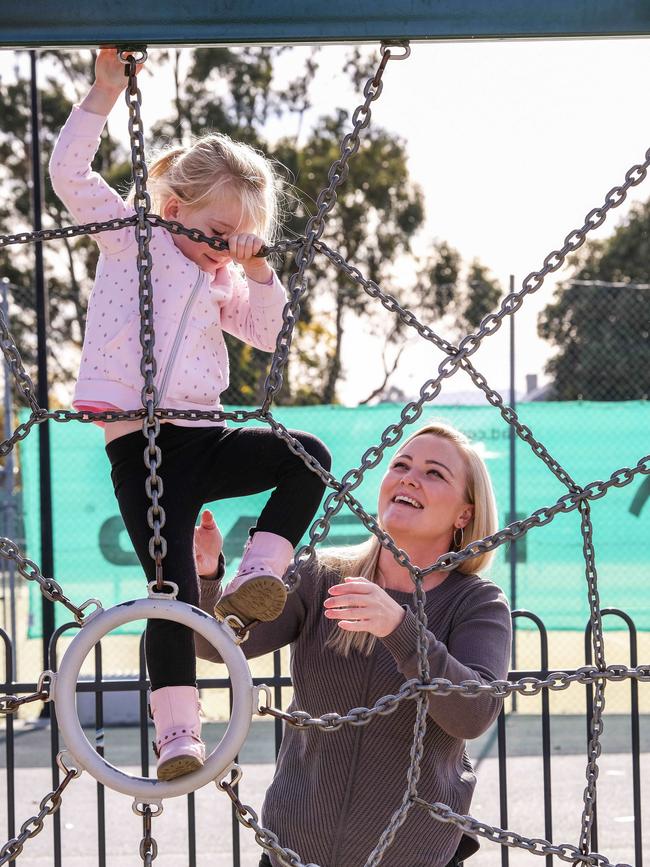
[138,805,158,865]
[295,139,650,592]
[0,671,53,715]
[0,755,79,865]
[147,214,301,258]
[0,216,137,249]
[0,536,99,623]
[0,214,296,257]
[412,798,631,867]
[0,37,647,867]
[219,770,319,867]
[257,663,650,730]
[364,696,428,866]
[315,240,582,494]
[576,499,607,854]
[261,42,410,413]
[0,303,40,412]
[119,49,167,590]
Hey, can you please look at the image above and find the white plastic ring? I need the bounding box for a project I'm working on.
[54,597,254,800]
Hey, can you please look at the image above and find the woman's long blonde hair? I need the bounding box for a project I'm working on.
[322,421,498,655]
[132,133,280,240]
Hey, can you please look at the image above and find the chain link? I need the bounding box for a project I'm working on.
[0,757,79,865]
[258,664,650,730]
[299,138,650,595]
[219,771,319,867]
[576,499,607,853]
[0,37,648,867]
[0,536,98,623]
[0,303,40,412]
[413,797,631,867]
[0,671,53,715]
[138,805,159,865]
[0,216,137,249]
[261,43,408,412]
[119,50,167,589]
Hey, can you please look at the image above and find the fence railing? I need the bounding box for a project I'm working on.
[0,609,645,867]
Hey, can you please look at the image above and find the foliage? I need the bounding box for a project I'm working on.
[538,199,650,400]
[150,47,425,404]
[415,243,503,334]
[1,47,502,408]
[0,50,126,394]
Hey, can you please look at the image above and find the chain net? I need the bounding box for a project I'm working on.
[0,42,649,867]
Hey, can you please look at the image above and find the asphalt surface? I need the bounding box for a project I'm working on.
[0,715,647,866]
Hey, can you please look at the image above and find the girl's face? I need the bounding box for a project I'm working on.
[163,189,255,276]
[377,433,474,550]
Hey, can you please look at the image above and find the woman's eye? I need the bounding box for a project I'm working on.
[392,461,407,469]
[427,469,443,478]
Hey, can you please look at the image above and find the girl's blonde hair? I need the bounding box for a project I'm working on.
[142,134,280,240]
[322,421,498,655]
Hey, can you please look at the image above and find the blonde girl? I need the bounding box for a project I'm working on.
[50,48,331,781]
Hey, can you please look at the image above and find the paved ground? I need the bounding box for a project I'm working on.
[0,715,647,866]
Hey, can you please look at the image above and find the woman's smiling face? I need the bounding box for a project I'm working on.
[378,433,473,550]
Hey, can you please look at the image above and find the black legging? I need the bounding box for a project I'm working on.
[106,423,331,690]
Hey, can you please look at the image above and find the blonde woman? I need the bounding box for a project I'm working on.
[196,422,512,867]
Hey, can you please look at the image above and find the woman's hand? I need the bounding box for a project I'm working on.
[229,233,273,284]
[323,577,406,637]
[193,509,223,579]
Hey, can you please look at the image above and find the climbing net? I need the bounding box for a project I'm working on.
[0,42,649,867]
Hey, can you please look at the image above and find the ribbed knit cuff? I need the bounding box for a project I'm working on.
[198,553,225,612]
[380,607,426,665]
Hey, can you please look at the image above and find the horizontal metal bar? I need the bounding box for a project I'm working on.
[0,675,292,694]
[2,0,650,48]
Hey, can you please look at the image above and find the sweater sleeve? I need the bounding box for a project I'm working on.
[49,105,135,255]
[380,580,512,739]
[194,558,311,663]
[219,267,287,352]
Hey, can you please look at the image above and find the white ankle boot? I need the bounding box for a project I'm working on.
[214,531,292,627]
[149,685,205,781]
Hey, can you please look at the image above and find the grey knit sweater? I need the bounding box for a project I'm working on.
[197,563,512,867]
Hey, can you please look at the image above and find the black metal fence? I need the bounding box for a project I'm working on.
[0,609,645,867]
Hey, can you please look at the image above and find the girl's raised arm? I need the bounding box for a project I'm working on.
[80,48,132,116]
[49,49,145,254]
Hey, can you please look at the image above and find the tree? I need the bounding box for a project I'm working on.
[538,199,650,400]
[152,47,426,404]
[1,47,499,408]
[0,50,129,398]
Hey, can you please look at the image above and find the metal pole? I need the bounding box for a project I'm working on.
[1,279,18,678]
[508,274,517,709]
[29,49,56,677]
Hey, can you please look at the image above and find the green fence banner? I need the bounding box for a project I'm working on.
[21,402,650,636]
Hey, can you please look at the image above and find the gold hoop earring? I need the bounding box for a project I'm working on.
[453,527,464,551]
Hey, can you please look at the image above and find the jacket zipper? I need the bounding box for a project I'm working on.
[158,269,203,404]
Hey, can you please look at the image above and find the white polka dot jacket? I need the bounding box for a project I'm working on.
[49,106,287,426]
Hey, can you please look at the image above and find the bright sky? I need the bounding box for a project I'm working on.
[6,38,650,405]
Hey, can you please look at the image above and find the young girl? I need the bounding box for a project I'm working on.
[49,48,331,782]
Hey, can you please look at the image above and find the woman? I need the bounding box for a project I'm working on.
[194,422,512,867]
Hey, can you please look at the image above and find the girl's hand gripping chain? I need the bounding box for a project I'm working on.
[228,232,273,284]
[80,48,145,115]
